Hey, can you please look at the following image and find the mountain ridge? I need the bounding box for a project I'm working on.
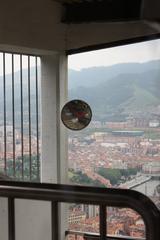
[0,60,160,122]
[69,61,160,120]
[69,60,160,90]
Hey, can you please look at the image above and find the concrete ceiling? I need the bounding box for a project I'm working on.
[61,0,142,23]
[0,0,159,54]
[54,0,160,22]
[53,0,160,24]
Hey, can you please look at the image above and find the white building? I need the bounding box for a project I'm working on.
[149,120,160,128]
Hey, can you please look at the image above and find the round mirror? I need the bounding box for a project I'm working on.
[61,99,92,130]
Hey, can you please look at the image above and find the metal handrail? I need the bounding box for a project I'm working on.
[66,230,145,240]
[0,181,160,240]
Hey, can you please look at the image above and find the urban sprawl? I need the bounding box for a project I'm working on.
[68,115,160,239]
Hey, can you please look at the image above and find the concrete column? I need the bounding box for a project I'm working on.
[40,53,68,184]
[57,54,68,185]
[57,55,69,240]
[40,53,68,240]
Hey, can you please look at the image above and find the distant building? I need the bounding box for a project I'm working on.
[82,205,98,218]
[142,162,160,174]
[92,132,107,142]
[111,160,127,169]
[134,118,149,128]
[68,211,86,224]
[149,120,160,128]
[112,130,144,137]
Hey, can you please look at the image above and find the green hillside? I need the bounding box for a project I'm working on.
[69,65,160,120]
[122,84,159,111]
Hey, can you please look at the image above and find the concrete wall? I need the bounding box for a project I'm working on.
[0,198,53,240]
[0,198,8,240]
[0,0,66,52]
[15,199,52,240]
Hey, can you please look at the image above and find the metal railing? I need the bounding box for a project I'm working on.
[0,53,40,181]
[66,230,145,240]
[0,181,159,240]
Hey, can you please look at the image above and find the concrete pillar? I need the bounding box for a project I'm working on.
[40,53,68,240]
[40,53,68,185]
[56,55,69,240]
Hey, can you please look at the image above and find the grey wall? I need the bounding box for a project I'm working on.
[0,0,66,53]
[0,198,8,240]
[15,199,52,240]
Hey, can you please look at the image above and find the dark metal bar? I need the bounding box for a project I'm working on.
[99,205,106,240]
[3,53,7,173]
[20,55,24,180]
[51,202,59,240]
[8,197,15,240]
[28,56,32,181]
[0,50,40,57]
[12,54,16,177]
[0,181,159,240]
[35,57,40,180]
[66,230,145,240]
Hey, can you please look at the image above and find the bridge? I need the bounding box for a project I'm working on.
[120,175,151,189]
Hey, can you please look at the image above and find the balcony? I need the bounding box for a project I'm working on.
[0,180,160,240]
[0,46,160,240]
[0,0,160,240]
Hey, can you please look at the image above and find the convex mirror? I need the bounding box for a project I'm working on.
[61,99,92,130]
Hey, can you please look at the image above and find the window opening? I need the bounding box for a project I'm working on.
[68,39,160,238]
[0,53,41,182]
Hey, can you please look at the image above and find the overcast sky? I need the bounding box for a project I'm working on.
[0,39,160,76]
[68,39,160,70]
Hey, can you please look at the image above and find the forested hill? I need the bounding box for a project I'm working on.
[69,60,160,120]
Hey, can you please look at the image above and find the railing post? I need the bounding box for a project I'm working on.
[100,205,106,240]
[3,52,7,173]
[51,201,59,240]
[8,197,15,240]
